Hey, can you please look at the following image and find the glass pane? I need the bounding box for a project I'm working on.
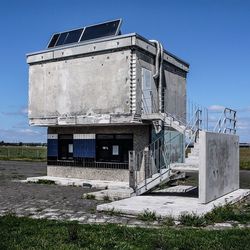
[112,145,119,155]
[80,20,120,42]
[56,32,68,46]
[64,29,83,45]
[48,33,60,48]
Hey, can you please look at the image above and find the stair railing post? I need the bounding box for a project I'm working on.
[129,151,136,191]
[143,147,149,190]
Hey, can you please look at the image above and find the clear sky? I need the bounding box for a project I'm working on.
[0,0,249,142]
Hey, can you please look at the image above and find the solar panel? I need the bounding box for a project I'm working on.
[47,19,122,49]
[48,33,60,48]
[64,29,83,44]
[80,20,121,42]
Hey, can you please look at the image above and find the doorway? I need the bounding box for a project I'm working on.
[58,134,73,160]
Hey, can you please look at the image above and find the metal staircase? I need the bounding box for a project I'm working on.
[129,134,186,196]
[129,106,237,196]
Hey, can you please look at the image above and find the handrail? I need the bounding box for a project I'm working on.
[213,108,237,134]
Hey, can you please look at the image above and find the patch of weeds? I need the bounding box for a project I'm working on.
[204,203,250,224]
[103,195,111,201]
[36,179,56,185]
[104,208,122,217]
[179,213,206,227]
[85,194,96,200]
[67,223,79,242]
[137,210,158,222]
[162,216,175,226]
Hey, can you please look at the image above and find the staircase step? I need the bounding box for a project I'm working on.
[191,147,199,154]
[188,151,199,157]
[186,155,199,161]
[170,163,199,172]
[173,121,180,126]
[185,159,199,165]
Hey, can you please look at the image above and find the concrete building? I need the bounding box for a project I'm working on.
[27,19,239,203]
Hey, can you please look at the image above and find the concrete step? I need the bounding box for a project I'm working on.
[185,159,199,165]
[191,147,199,155]
[170,163,199,172]
[180,125,186,130]
[186,155,199,161]
[188,149,199,157]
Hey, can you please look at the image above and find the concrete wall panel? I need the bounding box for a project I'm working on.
[199,131,239,204]
[29,50,131,120]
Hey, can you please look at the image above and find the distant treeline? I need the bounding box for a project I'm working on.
[0,141,47,147]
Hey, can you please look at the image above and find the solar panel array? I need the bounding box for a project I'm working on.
[47,19,122,49]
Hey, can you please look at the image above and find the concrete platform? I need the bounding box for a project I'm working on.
[97,189,250,218]
[24,176,129,190]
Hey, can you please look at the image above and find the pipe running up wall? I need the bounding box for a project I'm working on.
[149,40,164,113]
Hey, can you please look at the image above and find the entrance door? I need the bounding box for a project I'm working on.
[58,134,73,160]
[142,68,152,114]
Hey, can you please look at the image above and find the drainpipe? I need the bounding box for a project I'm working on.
[149,40,164,113]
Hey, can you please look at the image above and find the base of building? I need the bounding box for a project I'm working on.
[47,165,129,182]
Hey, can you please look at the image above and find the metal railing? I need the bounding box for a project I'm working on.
[130,132,184,194]
[48,159,128,169]
[213,108,237,134]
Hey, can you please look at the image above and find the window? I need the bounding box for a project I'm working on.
[96,134,133,163]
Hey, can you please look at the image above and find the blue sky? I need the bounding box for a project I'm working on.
[0,0,249,142]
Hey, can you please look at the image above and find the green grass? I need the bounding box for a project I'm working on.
[177,202,250,227]
[0,146,46,161]
[35,179,56,185]
[240,147,250,170]
[85,194,96,200]
[137,210,159,221]
[0,214,250,250]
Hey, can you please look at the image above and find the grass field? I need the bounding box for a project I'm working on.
[0,146,250,169]
[0,215,249,250]
[0,146,46,161]
[240,147,250,170]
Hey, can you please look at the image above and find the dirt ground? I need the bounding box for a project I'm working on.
[0,161,102,214]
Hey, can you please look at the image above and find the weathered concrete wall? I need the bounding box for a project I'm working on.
[136,50,187,120]
[47,166,129,182]
[48,125,150,153]
[29,50,131,120]
[163,64,186,123]
[199,131,239,204]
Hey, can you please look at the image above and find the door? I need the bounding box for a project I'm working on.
[58,134,73,160]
